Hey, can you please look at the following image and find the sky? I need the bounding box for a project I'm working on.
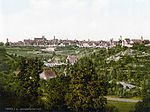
[0,0,150,42]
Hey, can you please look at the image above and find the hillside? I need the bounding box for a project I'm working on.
[0,47,18,72]
[0,45,150,111]
[89,45,150,98]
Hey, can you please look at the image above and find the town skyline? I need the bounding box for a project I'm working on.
[3,35,149,48]
[1,35,150,43]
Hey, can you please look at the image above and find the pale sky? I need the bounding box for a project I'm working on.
[0,0,150,42]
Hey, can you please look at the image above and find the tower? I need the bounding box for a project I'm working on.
[141,36,143,41]
[120,35,122,39]
[6,38,9,43]
[53,36,56,46]
[5,38,10,46]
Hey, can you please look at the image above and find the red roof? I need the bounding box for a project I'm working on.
[44,70,56,79]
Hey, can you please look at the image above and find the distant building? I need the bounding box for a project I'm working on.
[6,38,9,43]
[131,39,142,44]
[39,70,56,80]
[9,36,150,47]
[143,40,150,44]
[41,47,55,52]
[122,38,133,47]
[66,55,78,65]
[24,39,33,46]
[17,41,24,46]
[34,36,47,45]
[82,43,90,47]
[58,43,65,47]
[131,37,143,44]
[34,36,46,42]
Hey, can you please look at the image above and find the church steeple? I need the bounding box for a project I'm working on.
[5,38,10,46]
[7,38,9,43]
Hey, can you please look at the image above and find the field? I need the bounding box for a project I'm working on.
[5,46,98,62]
[6,46,52,59]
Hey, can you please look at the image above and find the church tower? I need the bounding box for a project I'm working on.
[6,38,9,43]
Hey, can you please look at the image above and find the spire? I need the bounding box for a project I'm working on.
[7,38,9,43]
[141,36,143,41]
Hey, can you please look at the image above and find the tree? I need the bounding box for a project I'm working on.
[133,72,150,112]
[0,42,4,46]
[5,42,10,46]
[16,57,43,107]
[65,57,108,112]
[38,76,70,111]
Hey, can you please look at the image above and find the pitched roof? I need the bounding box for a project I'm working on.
[44,70,56,78]
[40,70,56,80]
[67,55,77,64]
[131,39,143,44]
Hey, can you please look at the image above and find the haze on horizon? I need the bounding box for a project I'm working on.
[0,0,150,42]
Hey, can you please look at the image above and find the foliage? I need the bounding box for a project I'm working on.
[5,42,10,46]
[106,47,150,97]
[65,57,108,112]
[16,57,43,107]
[55,45,79,51]
[133,62,150,112]
[132,44,150,53]
[0,72,20,109]
[133,78,150,112]
[1,45,150,111]
[0,42,4,46]
[38,76,70,111]
[105,105,119,112]
[108,101,136,112]
[0,47,19,72]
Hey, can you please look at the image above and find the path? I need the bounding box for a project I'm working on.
[106,97,142,103]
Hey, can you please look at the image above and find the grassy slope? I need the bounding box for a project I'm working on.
[108,100,136,112]
[106,95,142,100]
[6,47,53,60]
[0,47,18,72]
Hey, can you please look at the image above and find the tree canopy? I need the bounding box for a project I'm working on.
[65,57,108,112]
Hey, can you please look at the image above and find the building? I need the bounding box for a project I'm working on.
[66,55,78,65]
[24,39,33,46]
[34,36,47,45]
[39,70,56,80]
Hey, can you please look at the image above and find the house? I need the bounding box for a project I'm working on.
[58,43,65,47]
[34,36,46,42]
[34,36,47,45]
[82,43,90,47]
[131,39,143,44]
[122,39,133,47]
[39,70,56,80]
[66,55,78,65]
[143,40,150,44]
[24,39,33,46]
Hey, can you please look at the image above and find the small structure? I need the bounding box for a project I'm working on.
[119,82,136,89]
[41,47,55,52]
[82,43,90,47]
[44,62,66,67]
[58,43,65,47]
[39,70,56,80]
[66,55,78,65]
